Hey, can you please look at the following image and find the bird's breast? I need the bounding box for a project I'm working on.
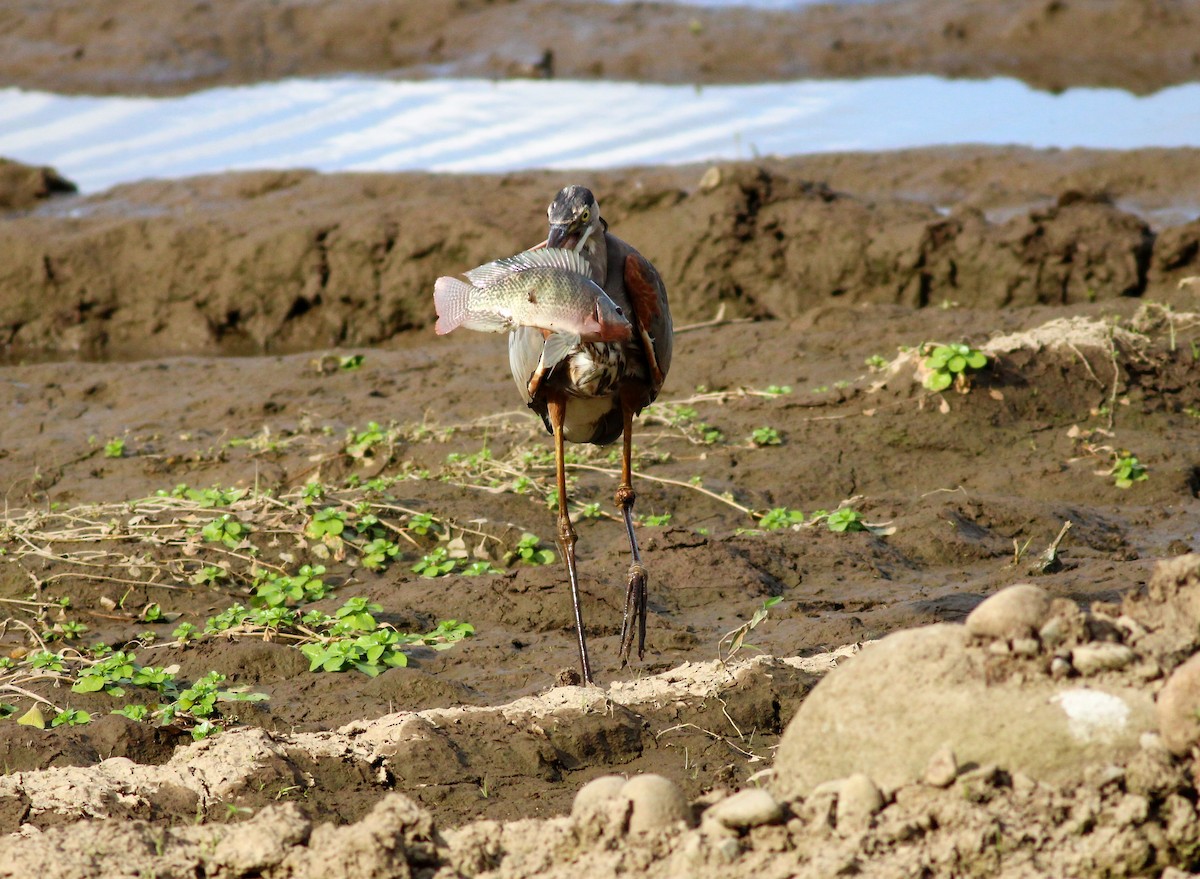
[561,341,630,400]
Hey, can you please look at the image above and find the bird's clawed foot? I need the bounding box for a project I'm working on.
[618,561,647,666]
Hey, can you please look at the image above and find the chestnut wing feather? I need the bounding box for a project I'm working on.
[622,251,671,390]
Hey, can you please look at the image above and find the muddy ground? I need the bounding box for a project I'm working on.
[3,0,1200,875]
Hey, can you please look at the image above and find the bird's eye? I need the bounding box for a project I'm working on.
[580,209,590,223]
[614,307,624,315]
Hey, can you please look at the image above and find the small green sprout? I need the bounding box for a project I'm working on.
[412,547,458,578]
[719,596,783,662]
[759,508,804,530]
[508,533,555,566]
[750,426,783,447]
[360,538,401,571]
[201,514,249,549]
[112,704,151,722]
[103,437,126,459]
[461,560,503,576]
[339,354,365,371]
[865,354,889,370]
[306,507,347,540]
[642,513,672,527]
[172,621,199,642]
[826,508,867,533]
[1110,454,1148,489]
[51,708,92,727]
[923,343,989,392]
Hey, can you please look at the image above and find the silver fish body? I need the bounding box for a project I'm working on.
[433,248,632,342]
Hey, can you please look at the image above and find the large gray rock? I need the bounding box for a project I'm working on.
[773,624,1156,799]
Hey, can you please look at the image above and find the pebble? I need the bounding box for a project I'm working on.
[622,774,692,833]
[1011,637,1041,657]
[572,775,627,816]
[835,773,883,831]
[1156,653,1200,756]
[966,584,1052,641]
[705,788,783,830]
[922,746,958,788]
[1070,643,1135,676]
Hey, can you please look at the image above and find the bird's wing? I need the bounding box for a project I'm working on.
[622,251,673,393]
[508,326,554,434]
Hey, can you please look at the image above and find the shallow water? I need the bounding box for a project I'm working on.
[1,75,1198,193]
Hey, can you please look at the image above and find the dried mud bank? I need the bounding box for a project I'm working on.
[7,560,1200,878]
[0,0,1196,95]
[3,148,1200,358]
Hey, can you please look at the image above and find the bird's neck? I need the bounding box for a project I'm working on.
[582,231,608,285]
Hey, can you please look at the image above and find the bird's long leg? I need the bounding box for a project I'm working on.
[616,394,647,665]
[547,393,593,685]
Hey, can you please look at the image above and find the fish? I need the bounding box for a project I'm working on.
[433,248,632,349]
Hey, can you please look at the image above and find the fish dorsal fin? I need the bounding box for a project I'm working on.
[464,247,593,285]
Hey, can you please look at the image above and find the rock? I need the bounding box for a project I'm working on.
[966,584,1052,641]
[705,788,783,830]
[572,775,627,816]
[835,774,883,831]
[0,158,76,210]
[1156,652,1200,756]
[1122,555,1200,657]
[773,624,1156,798]
[923,746,958,787]
[1071,643,1135,676]
[622,774,692,833]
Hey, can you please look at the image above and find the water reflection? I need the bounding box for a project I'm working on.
[1,75,1197,193]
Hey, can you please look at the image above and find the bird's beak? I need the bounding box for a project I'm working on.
[547,224,571,249]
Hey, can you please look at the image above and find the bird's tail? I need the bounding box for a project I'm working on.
[433,276,473,335]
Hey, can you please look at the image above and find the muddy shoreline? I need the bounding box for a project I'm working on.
[1,0,1197,97]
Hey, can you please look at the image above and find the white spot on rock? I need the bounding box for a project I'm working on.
[1052,688,1131,743]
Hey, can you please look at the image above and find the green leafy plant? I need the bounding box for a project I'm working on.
[641,513,672,527]
[750,426,783,447]
[759,507,804,531]
[339,354,365,371]
[305,507,347,540]
[164,484,247,507]
[461,560,503,576]
[412,547,457,578]
[201,513,249,549]
[826,507,868,532]
[923,343,988,392]
[51,708,92,727]
[103,438,126,459]
[360,538,400,571]
[507,533,555,566]
[253,565,331,608]
[1110,454,1148,489]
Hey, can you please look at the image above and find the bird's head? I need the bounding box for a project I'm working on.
[546,185,606,252]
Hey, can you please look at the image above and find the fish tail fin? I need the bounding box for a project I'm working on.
[434,276,473,335]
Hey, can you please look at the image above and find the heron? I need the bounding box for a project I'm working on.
[509,185,673,684]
